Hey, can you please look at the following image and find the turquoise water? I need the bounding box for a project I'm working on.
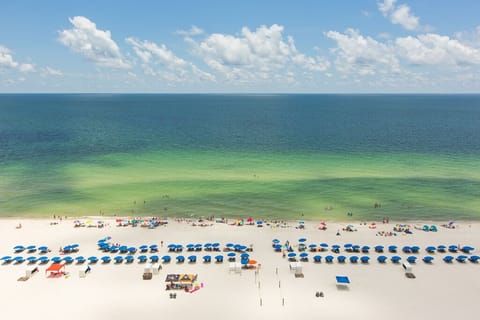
[0,94,479,220]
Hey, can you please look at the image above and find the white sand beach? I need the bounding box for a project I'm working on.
[0,217,478,320]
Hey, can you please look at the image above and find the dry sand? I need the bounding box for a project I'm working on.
[0,218,478,320]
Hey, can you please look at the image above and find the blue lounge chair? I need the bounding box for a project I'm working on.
[313,255,322,263]
[203,255,211,263]
[215,255,224,263]
[138,255,148,263]
[188,255,197,263]
[388,245,397,253]
[402,246,411,253]
[75,256,86,264]
[423,256,434,263]
[114,256,123,263]
[337,255,346,263]
[349,256,359,263]
[425,246,436,253]
[101,256,111,263]
[63,256,74,264]
[456,255,468,263]
[374,245,384,253]
[325,255,334,263]
[360,256,370,263]
[125,255,135,263]
[176,255,185,263]
[162,255,171,263]
[150,255,159,263]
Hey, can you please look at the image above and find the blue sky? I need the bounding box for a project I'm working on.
[1,0,480,93]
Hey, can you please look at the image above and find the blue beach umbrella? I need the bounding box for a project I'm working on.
[337,255,346,263]
[203,255,211,262]
[448,245,458,252]
[128,247,137,253]
[423,256,434,263]
[402,246,412,253]
[361,246,370,253]
[437,245,447,252]
[308,244,317,249]
[125,255,135,263]
[195,244,203,250]
[274,244,282,251]
[388,245,397,252]
[325,255,334,263]
[13,256,25,263]
[0,256,12,262]
[162,255,171,262]
[26,256,37,263]
[298,238,307,243]
[26,245,36,251]
[38,246,49,253]
[176,255,185,262]
[287,252,296,258]
[320,243,329,248]
[360,256,370,263]
[212,243,220,248]
[88,256,99,263]
[411,246,420,253]
[377,255,388,263]
[352,245,361,252]
[119,246,128,253]
[425,246,436,253]
[299,252,308,258]
[350,256,359,263]
[38,256,49,263]
[461,246,475,253]
[344,244,352,249]
[101,256,111,263]
[391,256,401,263]
[150,255,159,262]
[332,245,340,249]
[443,255,454,263]
[114,256,123,263]
[13,245,25,252]
[469,255,480,263]
[456,255,468,262]
[139,245,148,251]
[110,246,119,253]
[313,255,322,262]
[51,256,62,263]
[240,253,250,259]
[75,256,86,263]
[374,245,384,252]
[227,252,236,257]
[188,255,197,262]
[215,255,224,262]
[226,243,235,247]
[407,256,417,263]
[138,255,148,263]
[63,256,74,264]
[186,244,195,250]
[149,244,158,250]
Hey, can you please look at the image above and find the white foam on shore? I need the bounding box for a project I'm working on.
[0,218,478,320]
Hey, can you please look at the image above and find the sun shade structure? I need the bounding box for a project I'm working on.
[45,263,65,275]
[423,256,434,263]
[336,276,350,285]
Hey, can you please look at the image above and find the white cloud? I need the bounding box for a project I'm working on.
[190,24,329,82]
[175,25,204,36]
[58,16,130,68]
[377,0,421,31]
[325,28,400,75]
[42,67,63,76]
[126,37,215,83]
[396,33,480,65]
[0,46,35,73]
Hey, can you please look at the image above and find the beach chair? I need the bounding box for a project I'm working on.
[456,255,468,263]
[388,245,397,253]
[313,255,322,263]
[349,256,359,263]
[215,255,224,263]
[125,255,135,263]
[325,255,334,263]
[188,255,197,263]
[203,255,211,263]
[101,256,111,263]
[391,256,401,263]
[374,245,384,253]
[361,246,370,253]
[176,255,185,263]
[469,255,479,263]
[406,256,417,263]
[114,256,123,263]
[161,255,171,263]
[150,255,159,263]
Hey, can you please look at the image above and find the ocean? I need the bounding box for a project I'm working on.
[0,94,479,220]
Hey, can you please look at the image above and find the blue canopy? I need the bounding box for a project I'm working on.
[274,244,282,250]
[226,243,234,247]
[336,276,350,284]
[332,245,340,249]
[63,256,74,263]
[176,255,185,260]
[375,245,384,251]
[75,256,85,261]
[388,245,397,252]
[391,256,401,262]
[240,253,250,259]
[325,255,334,262]
[13,245,25,251]
[272,239,280,244]
[349,256,359,262]
[26,256,37,262]
[298,238,307,243]
[150,255,159,262]
[287,252,296,257]
[320,243,329,248]
[407,256,417,262]
[377,255,387,262]
[26,245,36,250]
[128,247,137,252]
[212,243,220,247]
[462,246,475,252]
[337,255,346,262]
[402,246,411,252]
[70,244,79,248]
[149,244,158,249]
[437,245,447,250]
[168,244,177,249]
[308,244,317,248]
[443,256,454,262]
[51,257,62,263]
[114,256,123,262]
[38,246,48,252]
[215,255,223,260]
[313,255,322,262]
[186,244,195,249]
[361,246,370,252]
[344,244,352,248]
[411,246,420,252]
[203,255,211,260]
[227,252,236,257]
[101,256,111,262]
[299,252,308,258]
[426,246,436,252]
[88,256,98,262]
[139,245,148,250]
[188,255,197,260]
[38,256,49,262]
[125,255,135,262]
[162,255,171,261]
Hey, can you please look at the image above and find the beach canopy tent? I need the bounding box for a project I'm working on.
[391,256,402,263]
[407,256,417,263]
[375,245,384,252]
[336,276,350,286]
[361,246,370,253]
[325,255,334,263]
[425,246,436,253]
[13,245,25,253]
[461,246,475,253]
[443,256,454,263]
[125,255,135,263]
[411,246,420,253]
[46,263,65,275]
[114,256,123,263]
[388,245,397,253]
[469,255,479,263]
[313,255,322,263]
[437,245,447,252]
[456,255,468,262]
[350,256,359,263]
[337,255,346,263]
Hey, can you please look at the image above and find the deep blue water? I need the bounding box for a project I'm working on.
[1,94,479,166]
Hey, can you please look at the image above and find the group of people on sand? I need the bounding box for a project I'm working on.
[376,231,397,237]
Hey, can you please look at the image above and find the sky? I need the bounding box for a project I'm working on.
[1,0,480,93]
